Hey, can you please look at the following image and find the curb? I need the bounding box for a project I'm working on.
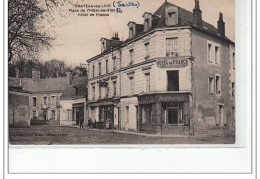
[46,125,233,138]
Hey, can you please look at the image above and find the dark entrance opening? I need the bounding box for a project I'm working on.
[43,111,47,120]
[167,108,178,124]
[167,70,179,91]
[99,105,114,128]
[76,110,80,125]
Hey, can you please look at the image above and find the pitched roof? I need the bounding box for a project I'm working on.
[22,77,69,93]
[152,1,222,37]
[87,1,233,62]
[8,76,88,98]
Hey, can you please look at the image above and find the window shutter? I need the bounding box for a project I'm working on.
[37,97,40,107]
[31,97,33,107]
[56,96,60,106]
[48,96,51,107]
[57,109,60,120]
[219,76,222,94]
[223,107,227,125]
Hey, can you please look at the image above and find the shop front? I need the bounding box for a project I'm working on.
[72,102,84,125]
[138,93,191,134]
[88,99,119,129]
[99,105,114,128]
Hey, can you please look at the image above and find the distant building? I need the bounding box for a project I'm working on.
[9,71,88,126]
[86,1,235,135]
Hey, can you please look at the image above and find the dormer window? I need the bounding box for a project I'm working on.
[128,22,136,38]
[101,40,106,52]
[129,27,134,38]
[142,12,152,31]
[165,7,178,26]
[144,18,149,31]
[168,12,175,18]
[128,21,144,38]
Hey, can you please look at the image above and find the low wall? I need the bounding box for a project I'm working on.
[139,124,190,135]
[9,93,30,127]
[60,120,76,126]
[30,120,60,126]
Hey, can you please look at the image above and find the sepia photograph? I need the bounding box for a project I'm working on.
[8,0,236,145]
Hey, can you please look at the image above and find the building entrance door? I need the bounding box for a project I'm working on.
[76,110,80,125]
[167,107,178,124]
[43,111,47,120]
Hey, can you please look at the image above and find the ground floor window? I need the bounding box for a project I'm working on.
[99,105,114,124]
[51,110,55,120]
[162,103,183,125]
[67,109,72,120]
[42,111,47,120]
[125,106,129,123]
[141,105,152,124]
[33,111,36,117]
[217,104,225,126]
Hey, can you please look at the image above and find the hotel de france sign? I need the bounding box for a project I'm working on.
[156,56,191,68]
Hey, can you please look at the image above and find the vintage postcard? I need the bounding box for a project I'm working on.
[8,0,235,145]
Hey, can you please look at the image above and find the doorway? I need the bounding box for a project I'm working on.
[167,107,178,124]
[76,110,80,125]
[43,111,47,120]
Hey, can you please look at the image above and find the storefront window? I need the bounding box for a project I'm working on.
[141,105,152,124]
[51,110,55,120]
[162,103,183,125]
[99,106,114,124]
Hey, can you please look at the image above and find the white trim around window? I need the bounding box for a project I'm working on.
[207,40,221,66]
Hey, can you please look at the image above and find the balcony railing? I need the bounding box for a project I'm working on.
[166,52,179,57]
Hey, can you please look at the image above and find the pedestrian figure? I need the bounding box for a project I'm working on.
[88,119,92,128]
[79,117,84,129]
[93,119,97,128]
[106,120,109,129]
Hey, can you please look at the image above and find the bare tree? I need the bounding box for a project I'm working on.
[44,59,67,78]
[8,0,67,62]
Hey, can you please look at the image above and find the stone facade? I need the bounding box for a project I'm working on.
[9,91,30,127]
[60,98,86,126]
[86,1,235,135]
[29,93,62,125]
[9,72,88,126]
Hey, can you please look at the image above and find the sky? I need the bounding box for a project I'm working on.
[39,0,235,66]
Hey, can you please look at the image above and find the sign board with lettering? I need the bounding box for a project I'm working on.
[156,56,189,68]
[138,93,190,104]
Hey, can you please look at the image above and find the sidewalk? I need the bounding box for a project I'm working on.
[59,125,217,138]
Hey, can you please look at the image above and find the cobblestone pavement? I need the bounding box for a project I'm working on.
[9,125,235,145]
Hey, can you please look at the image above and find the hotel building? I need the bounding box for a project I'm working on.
[86,0,235,135]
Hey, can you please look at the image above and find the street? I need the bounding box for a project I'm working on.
[9,125,235,145]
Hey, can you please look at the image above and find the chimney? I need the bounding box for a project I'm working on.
[66,71,72,84]
[32,70,40,81]
[193,0,202,27]
[217,12,225,37]
[111,32,120,40]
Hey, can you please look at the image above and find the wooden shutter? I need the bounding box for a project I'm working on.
[56,96,60,106]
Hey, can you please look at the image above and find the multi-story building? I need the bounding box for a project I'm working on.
[86,0,235,135]
[9,70,88,126]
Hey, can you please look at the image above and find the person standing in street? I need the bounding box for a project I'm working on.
[79,117,84,129]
